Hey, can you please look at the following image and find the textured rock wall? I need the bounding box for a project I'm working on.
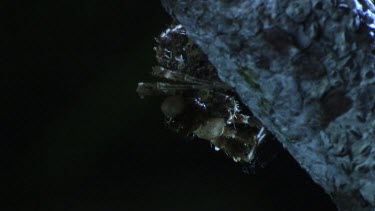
[161,0,375,210]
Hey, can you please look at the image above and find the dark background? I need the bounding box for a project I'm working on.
[2,1,337,210]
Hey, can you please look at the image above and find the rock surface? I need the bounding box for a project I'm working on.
[161,0,375,210]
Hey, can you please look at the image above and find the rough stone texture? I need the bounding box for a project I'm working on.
[161,0,375,210]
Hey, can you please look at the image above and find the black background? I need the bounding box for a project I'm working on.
[2,1,337,210]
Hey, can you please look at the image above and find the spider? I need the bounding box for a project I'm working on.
[137,23,271,163]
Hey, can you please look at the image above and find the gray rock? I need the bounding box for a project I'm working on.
[161,0,375,210]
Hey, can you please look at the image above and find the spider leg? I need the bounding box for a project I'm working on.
[231,114,264,129]
[136,82,213,97]
[246,127,267,162]
[152,66,230,90]
[256,127,267,144]
[247,147,256,162]
[213,93,263,129]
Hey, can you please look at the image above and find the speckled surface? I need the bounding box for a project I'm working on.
[162,0,375,210]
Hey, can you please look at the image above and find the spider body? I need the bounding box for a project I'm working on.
[137,23,273,164]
